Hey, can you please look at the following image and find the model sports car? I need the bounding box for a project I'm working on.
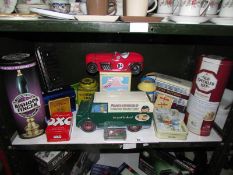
[85,52,144,75]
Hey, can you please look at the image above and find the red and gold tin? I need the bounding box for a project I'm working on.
[184,55,233,136]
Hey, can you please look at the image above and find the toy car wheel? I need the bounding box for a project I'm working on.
[87,62,98,74]
[130,63,141,75]
[81,120,96,132]
[127,125,142,132]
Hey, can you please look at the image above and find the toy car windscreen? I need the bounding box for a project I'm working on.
[120,52,129,59]
[91,103,108,113]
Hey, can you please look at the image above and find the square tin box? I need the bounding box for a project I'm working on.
[153,109,188,140]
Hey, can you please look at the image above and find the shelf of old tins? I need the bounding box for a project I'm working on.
[10,112,222,150]
[0,20,233,36]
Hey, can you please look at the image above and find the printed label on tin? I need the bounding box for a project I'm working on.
[187,114,203,134]
[196,71,217,93]
[187,94,219,119]
[12,93,41,118]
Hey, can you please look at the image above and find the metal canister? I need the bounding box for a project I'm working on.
[0,53,46,139]
[77,77,98,105]
[184,55,233,136]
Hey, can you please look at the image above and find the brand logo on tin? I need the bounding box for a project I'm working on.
[12,93,41,118]
[196,71,217,92]
[48,117,72,126]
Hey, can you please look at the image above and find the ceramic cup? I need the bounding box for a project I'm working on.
[125,0,157,16]
[219,0,233,18]
[82,0,116,15]
[116,0,123,16]
[156,0,179,14]
[25,0,43,4]
[206,0,221,15]
[49,0,70,13]
[178,0,210,16]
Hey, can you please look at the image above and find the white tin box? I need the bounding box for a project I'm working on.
[93,91,154,113]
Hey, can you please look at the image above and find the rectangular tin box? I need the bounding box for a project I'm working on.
[94,91,154,113]
[43,87,76,116]
[46,112,73,142]
[147,72,192,114]
[153,109,188,140]
[99,71,131,92]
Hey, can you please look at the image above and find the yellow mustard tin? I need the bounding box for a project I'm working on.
[77,77,98,105]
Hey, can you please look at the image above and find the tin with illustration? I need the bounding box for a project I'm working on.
[0,53,47,139]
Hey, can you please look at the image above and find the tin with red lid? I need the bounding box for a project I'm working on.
[184,55,233,136]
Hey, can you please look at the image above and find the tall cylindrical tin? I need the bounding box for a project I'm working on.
[0,53,47,139]
[184,55,233,136]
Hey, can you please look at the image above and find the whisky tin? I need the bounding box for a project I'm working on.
[184,55,233,136]
[0,53,46,138]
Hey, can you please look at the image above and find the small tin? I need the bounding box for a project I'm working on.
[77,78,97,105]
[104,128,126,140]
[43,87,76,116]
[185,55,233,136]
[0,53,47,139]
[45,112,73,142]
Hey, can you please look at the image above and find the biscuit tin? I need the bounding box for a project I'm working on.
[184,55,233,136]
[153,108,188,140]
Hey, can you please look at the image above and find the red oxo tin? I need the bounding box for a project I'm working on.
[185,55,233,136]
[46,112,73,142]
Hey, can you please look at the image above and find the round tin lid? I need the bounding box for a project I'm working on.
[79,77,97,90]
[0,53,36,70]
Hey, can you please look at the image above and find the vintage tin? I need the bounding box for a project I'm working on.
[77,77,97,105]
[45,112,73,142]
[0,53,47,139]
[184,55,233,136]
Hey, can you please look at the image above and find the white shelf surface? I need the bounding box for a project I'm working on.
[12,112,222,147]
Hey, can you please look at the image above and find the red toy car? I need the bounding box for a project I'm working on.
[85,52,144,75]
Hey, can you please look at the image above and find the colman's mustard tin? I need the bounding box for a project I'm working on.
[77,78,98,105]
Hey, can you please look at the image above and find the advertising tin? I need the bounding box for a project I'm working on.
[0,53,47,139]
[77,77,97,105]
[184,55,233,136]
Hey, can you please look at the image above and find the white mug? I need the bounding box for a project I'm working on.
[116,0,123,16]
[178,0,210,16]
[157,0,179,14]
[219,0,233,17]
[125,0,157,16]
[206,0,221,15]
